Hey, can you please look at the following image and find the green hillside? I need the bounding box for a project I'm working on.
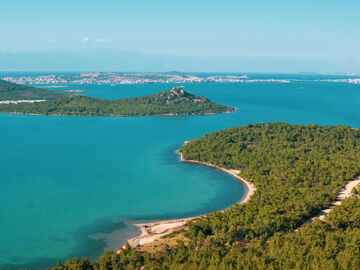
[0,79,69,100]
[51,123,360,269]
[0,87,234,116]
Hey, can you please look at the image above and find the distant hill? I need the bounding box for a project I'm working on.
[0,86,234,116]
[0,79,69,101]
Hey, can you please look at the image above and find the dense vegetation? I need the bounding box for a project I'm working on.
[50,123,360,269]
[0,79,69,100]
[0,87,233,116]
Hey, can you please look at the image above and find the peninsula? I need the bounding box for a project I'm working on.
[0,78,70,101]
[0,80,233,116]
[52,122,360,269]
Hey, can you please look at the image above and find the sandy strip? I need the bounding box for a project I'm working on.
[177,141,256,205]
[313,176,360,220]
[42,85,68,88]
[125,218,195,248]
[123,140,256,249]
[64,89,87,93]
[0,99,46,104]
[124,140,360,245]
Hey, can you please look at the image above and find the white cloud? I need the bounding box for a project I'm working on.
[81,37,89,43]
[94,38,109,43]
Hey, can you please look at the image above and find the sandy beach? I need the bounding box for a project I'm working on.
[125,218,195,249]
[121,140,360,248]
[124,140,256,248]
[64,89,87,93]
[177,145,256,205]
[42,85,68,88]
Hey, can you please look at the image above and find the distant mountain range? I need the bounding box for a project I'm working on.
[0,49,359,73]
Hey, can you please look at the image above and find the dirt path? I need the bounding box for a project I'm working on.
[313,176,360,220]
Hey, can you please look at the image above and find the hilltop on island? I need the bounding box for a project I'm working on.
[0,80,233,116]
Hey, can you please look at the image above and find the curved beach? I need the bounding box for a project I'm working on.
[177,141,256,205]
[124,141,256,248]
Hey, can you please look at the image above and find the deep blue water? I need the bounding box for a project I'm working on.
[1,76,360,269]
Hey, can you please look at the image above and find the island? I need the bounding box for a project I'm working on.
[0,79,234,116]
[51,122,360,269]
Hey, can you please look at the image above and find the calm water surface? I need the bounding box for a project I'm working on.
[1,78,360,269]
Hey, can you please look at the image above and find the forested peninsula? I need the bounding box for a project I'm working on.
[52,123,360,269]
[0,79,233,116]
[0,78,70,100]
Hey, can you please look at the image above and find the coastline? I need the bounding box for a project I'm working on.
[0,110,234,117]
[123,140,256,248]
[177,142,256,205]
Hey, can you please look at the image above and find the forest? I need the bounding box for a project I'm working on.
[0,79,69,100]
[0,86,233,116]
[50,123,360,269]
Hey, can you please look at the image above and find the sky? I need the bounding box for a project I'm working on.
[1,0,359,71]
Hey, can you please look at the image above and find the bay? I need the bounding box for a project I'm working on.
[1,77,360,269]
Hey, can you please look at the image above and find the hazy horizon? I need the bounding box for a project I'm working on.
[0,48,359,73]
[2,0,360,73]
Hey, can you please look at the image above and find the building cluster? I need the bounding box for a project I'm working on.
[3,73,290,85]
[321,79,360,84]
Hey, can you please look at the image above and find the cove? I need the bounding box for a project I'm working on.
[1,77,360,269]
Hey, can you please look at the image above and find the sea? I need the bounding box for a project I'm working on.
[0,73,359,269]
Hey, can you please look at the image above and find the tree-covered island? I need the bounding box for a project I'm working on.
[51,123,360,269]
[0,79,233,116]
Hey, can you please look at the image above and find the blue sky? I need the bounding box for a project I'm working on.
[1,0,359,71]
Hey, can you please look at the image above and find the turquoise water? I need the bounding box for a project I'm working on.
[1,78,360,269]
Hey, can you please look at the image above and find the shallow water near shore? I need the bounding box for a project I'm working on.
[1,75,360,269]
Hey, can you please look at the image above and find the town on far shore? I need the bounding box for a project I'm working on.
[3,72,290,85]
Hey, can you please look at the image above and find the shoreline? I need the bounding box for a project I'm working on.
[42,85,69,88]
[123,140,256,248]
[0,110,234,117]
[177,142,256,205]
